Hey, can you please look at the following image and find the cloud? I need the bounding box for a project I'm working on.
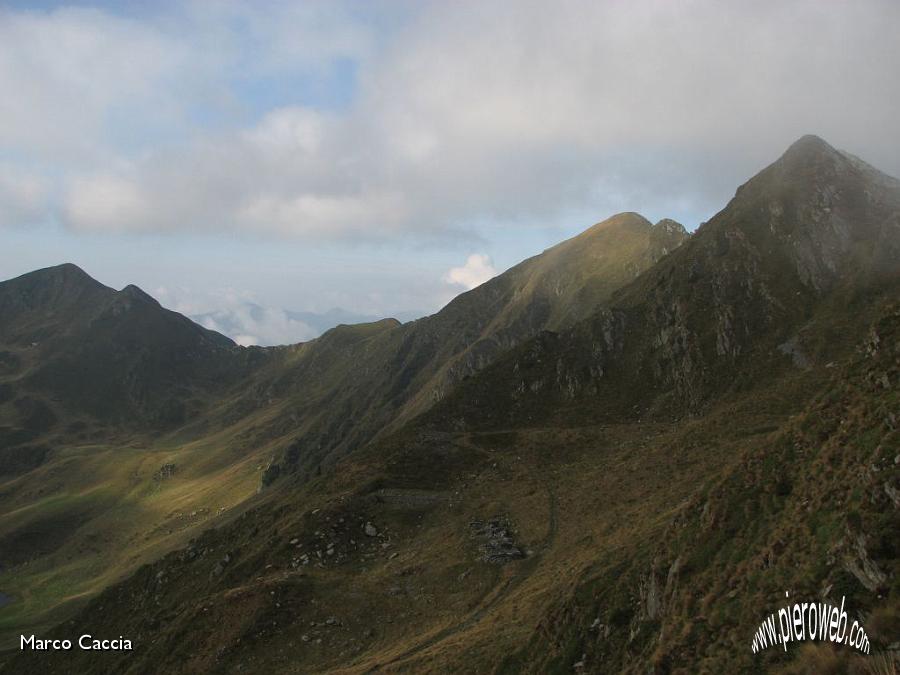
[65,172,148,232]
[0,165,49,226]
[0,7,190,163]
[444,254,497,290]
[2,1,900,237]
[153,285,319,346]
[233,334,260,347]
[196,305,318,347]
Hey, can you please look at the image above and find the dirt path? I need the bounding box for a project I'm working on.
[364,472,559,673]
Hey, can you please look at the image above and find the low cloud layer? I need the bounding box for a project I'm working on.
[152,284,428,346]
[1,1,898,242]
[153,286,315,346]
[195,306,317,347]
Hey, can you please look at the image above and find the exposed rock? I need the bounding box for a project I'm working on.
[573,654,587,671]
[210,552,233,578]
[180,542,199,562]
[255,441,306,493]
[840,529,887,592]
[777,336,811,369]
[258,460,281,492]
[153,463,177,481]
[469,517,525,563]
[639,571,662,621]
[885,482,900,508]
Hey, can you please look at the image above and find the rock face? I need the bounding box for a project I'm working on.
[470,517,525,563]
[840,528,889,592]
[649,219,690,258]
[258,461,281,492]
[637,557,682,624]
[256,440,305,491]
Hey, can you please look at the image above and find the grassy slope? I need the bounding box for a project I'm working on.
[504,306,899,674]
[202,214,690,474]
[0,419,274,650]
[0,218,688,657]
[7,303,893,674]
[0,265,283,650]
[2,136,898,673]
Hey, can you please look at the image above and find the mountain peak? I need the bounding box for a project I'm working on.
[774,134,854,175]
[119,284,157,304]
[783,133,835,156]
[0,263,111,319]
[14,262,105,290]
[653,218,688,237]
[718,135,900,291]
[771,134,849,176]
[49,262,89,275]
[731,134,859,205]
[595,211,652,232]
[100,284,165,319]
[572,212,652,242]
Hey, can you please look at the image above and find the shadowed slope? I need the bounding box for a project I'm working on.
[12,136,897,674]
[434,135,900,428]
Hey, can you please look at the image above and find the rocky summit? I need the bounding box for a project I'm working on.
[1,136,898,674]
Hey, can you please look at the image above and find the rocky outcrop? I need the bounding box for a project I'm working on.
[469,517,525,564]
[256,439,305,492]
[153,463,176,482]
[839,528,888,593]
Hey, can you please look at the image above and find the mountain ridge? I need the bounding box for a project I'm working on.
[2,135,898,673]
[0,203,691,652]
[431,135,900,430]
[0,264,245,443]
[181,209,691,481]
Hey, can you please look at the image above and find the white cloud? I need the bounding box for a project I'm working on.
[0,165,48,226]
[0,7,190,163]
[153,285,319,346]
[235,189,409,238]
[234,334,260,347]
[242,107,328,156]
[2,2,900,240]
[444,254,497,290]
[153,285,241,317]
[64,172,148,232]
[199,305,318,346]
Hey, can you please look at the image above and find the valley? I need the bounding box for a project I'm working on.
[0,135,898,673]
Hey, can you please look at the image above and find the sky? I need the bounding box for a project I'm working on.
[1,1,899,345]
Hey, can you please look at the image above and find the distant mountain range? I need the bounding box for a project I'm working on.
[191,304,426,347]
[1,136,898,674]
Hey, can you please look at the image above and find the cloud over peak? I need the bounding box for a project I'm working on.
[1,1,899,243]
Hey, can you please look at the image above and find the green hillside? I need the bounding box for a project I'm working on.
[1,136,898,674]
[0,205,687,657]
